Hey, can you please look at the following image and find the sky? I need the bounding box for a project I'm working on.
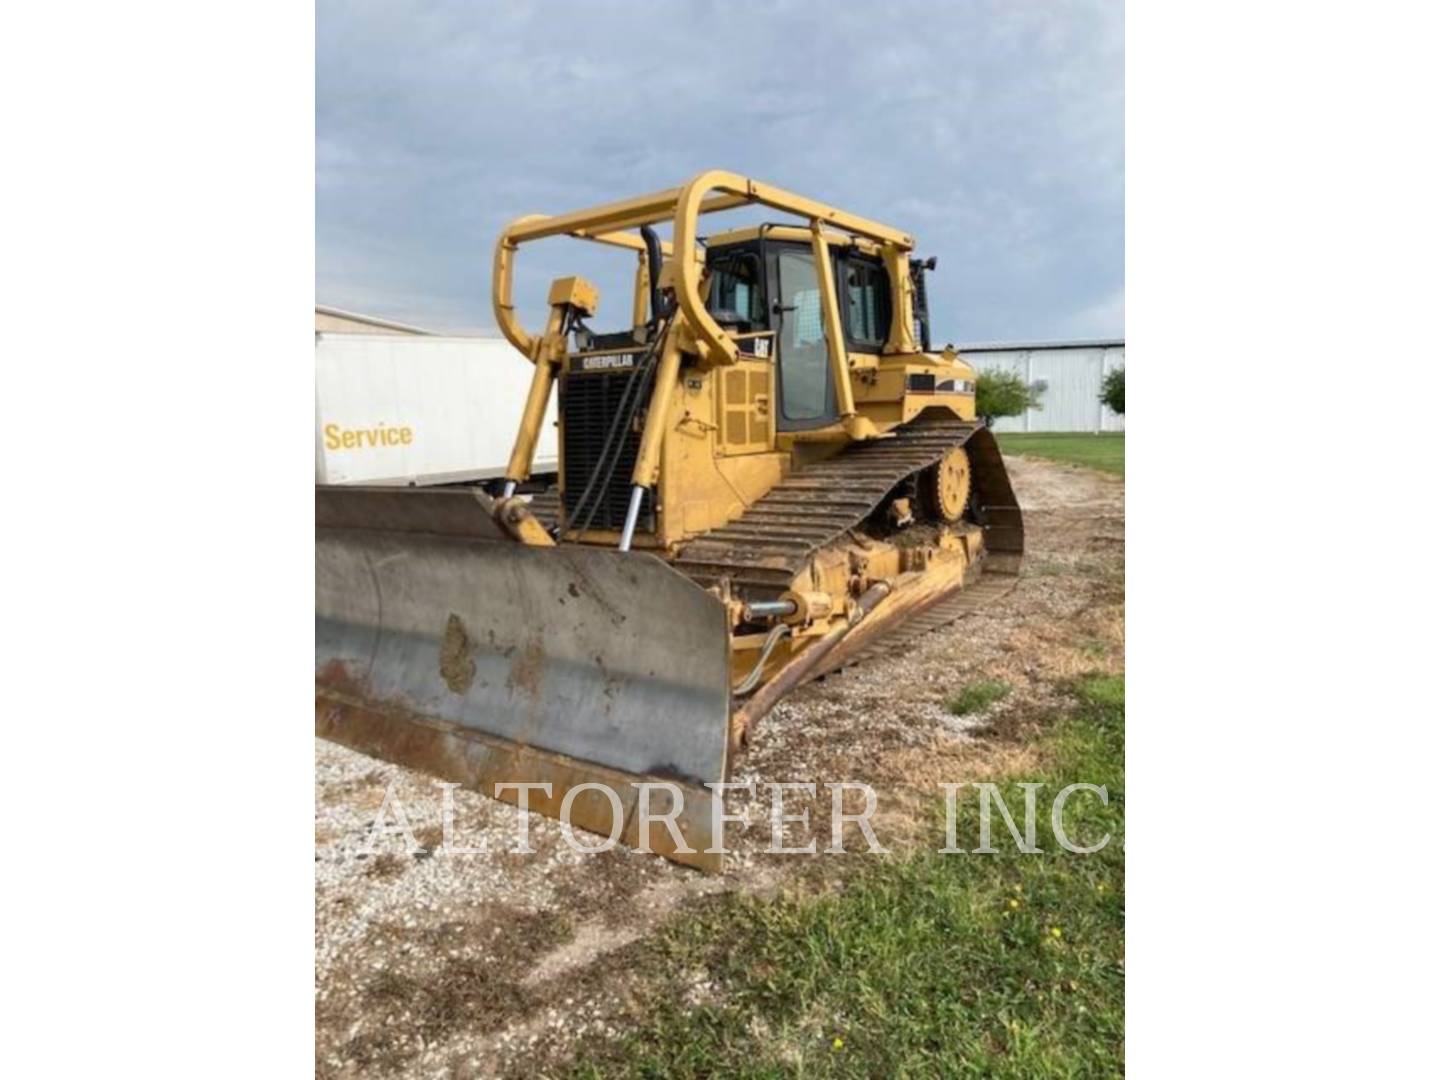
[317,0,1123,343]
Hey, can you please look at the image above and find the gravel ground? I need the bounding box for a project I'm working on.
[315,453,1124,1078]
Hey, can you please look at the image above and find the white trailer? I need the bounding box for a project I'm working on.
[315,332,557,486]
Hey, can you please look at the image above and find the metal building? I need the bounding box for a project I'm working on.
[958,339,1124,433]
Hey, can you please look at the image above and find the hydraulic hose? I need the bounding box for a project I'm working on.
[732,623,792,697]
[730,581,893,746]
[569,301,674,537]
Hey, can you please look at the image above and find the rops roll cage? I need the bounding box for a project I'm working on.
[492,169,922,365]
[493,170,924,548]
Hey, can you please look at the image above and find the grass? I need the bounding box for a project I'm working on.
[569,674,1125,1078]
[998,433,1124,476]
[948,679,1013,716]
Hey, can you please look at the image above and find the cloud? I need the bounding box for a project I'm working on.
[1058,287,1126,341]
[317,0,1123,341]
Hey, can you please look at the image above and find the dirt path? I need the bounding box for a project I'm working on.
[314,453,1124,1078]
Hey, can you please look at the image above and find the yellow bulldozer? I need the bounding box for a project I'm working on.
[316,171,1023,869]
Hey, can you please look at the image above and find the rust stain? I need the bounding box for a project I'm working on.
[438,613,477,694]
[505,633,546,700]
[314,696,475,789]
[317,658,368,698]
[558,553,628,626]
[313,694,723,871]
[591,651,624,706]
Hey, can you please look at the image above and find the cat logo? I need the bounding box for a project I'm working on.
[575,352,637,373]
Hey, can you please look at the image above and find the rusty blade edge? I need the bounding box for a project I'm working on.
[316,691,723,873]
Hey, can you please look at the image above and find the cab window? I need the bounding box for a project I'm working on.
[706,251,764,330]
[842,257,891,349]
[776,248,833,425]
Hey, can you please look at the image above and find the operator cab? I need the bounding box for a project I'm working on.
[702,226,932,432]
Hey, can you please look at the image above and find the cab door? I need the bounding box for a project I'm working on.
[772,247,839,432]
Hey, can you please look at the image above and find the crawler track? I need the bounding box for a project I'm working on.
[672,415,1022,600]
[526,412,1024,617]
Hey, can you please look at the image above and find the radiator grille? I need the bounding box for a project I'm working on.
[560,370,655,533]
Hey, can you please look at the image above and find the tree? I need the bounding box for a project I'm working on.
[975,367,1043,427]
[1100,367,1125,415]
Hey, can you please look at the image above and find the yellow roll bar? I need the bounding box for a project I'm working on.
[491,170,915,362]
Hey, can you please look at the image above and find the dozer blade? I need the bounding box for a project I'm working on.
[315,487,731,871]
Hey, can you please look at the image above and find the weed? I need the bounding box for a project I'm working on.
[948,679,1013,716]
